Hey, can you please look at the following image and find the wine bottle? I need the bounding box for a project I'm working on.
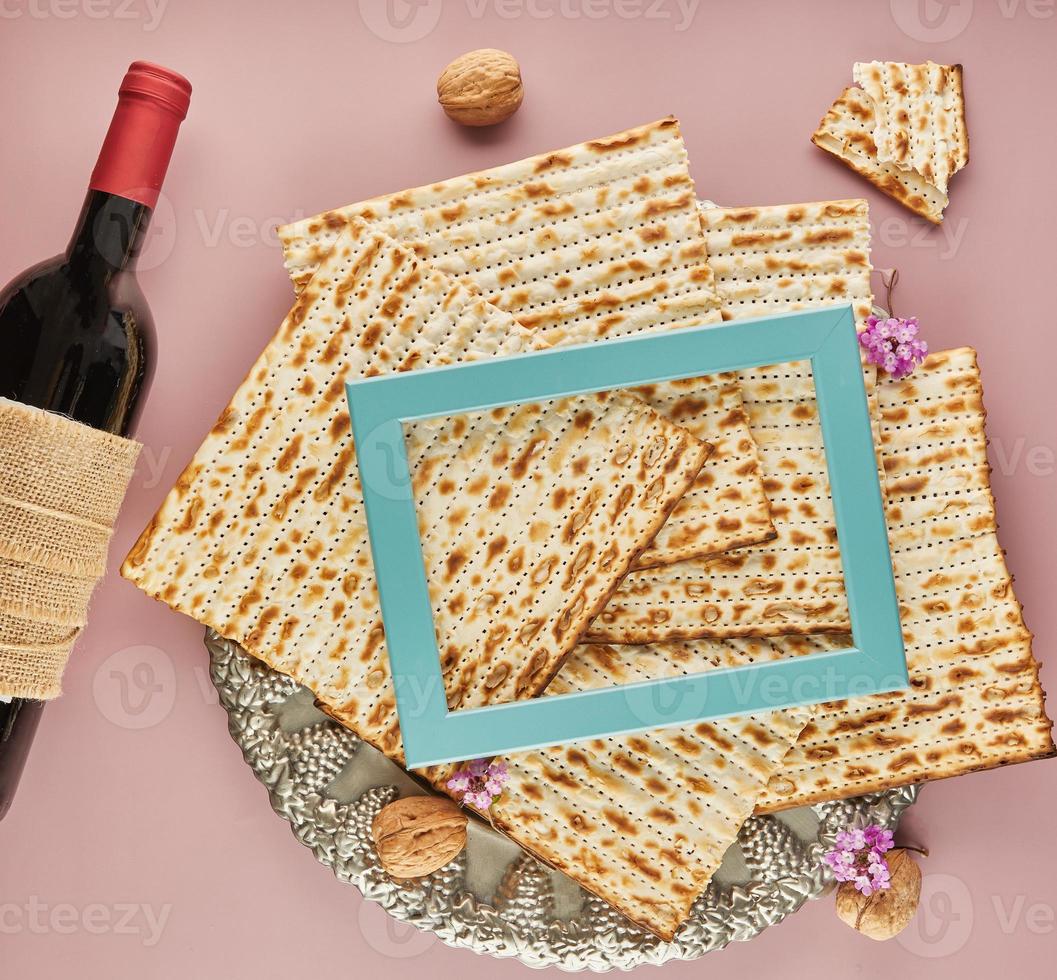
[0,61,190,822]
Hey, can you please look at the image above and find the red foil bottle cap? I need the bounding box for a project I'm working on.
[120,61,192,119]
[89,61,191,209]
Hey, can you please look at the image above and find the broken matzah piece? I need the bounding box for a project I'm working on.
[853,61,968,196]
[121,221,708,762]
[585,200,878,642]
[812,86,948,224]
[277,118,774,568]
[484,633,842,940]
[756,348,1054,811]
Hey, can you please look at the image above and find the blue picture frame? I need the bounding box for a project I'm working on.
[345,305,908,768]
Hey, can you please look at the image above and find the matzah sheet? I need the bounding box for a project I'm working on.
[757,348,1054,811]
[485,635,837,939]
[122,222,707,763]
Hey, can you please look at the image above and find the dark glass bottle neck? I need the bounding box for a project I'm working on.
[66,189,152,276]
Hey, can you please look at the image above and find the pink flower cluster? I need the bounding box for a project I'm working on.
[823,824,896,896]
[446,759,509,810]
[859,314,928,380]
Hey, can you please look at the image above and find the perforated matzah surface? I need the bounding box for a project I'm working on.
[484,633,842,939]
[628,374,774,567]
[277,118,774,568]
[586,200,879,642]
[122,222,707,762]
[812,86,948,224]
[757,348,1054,811]
[853,61,968,196]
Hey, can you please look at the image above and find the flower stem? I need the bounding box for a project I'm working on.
[881,268,900,318]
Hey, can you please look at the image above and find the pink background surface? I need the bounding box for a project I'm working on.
[2,1,1056,976]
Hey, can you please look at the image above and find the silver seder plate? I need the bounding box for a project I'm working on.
[207,631,917,971]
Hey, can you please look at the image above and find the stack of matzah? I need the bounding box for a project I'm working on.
[587,200,877,642]
[460,197,1050,937]
[123,114,1053,945]
[813,62,968,223]
[268,189,892,938]
[122,222,707,763]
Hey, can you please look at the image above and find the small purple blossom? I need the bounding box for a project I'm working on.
[859,314,928,380]
[863,825,895,851]
[446,759,509,811]
[823,822,896,896]
[446,772,471,793]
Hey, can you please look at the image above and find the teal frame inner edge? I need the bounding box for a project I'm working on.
[345,305,908,768]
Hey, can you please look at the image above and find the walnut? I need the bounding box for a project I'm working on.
[437,49,523,127]
[371,796,468,878]
[835,849,922,940]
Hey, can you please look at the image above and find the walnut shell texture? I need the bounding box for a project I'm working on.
[371,796,468,878]
[437,48,523,127]
[835,849,922,940]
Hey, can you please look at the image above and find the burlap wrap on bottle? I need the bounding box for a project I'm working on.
[0,398,140,699]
